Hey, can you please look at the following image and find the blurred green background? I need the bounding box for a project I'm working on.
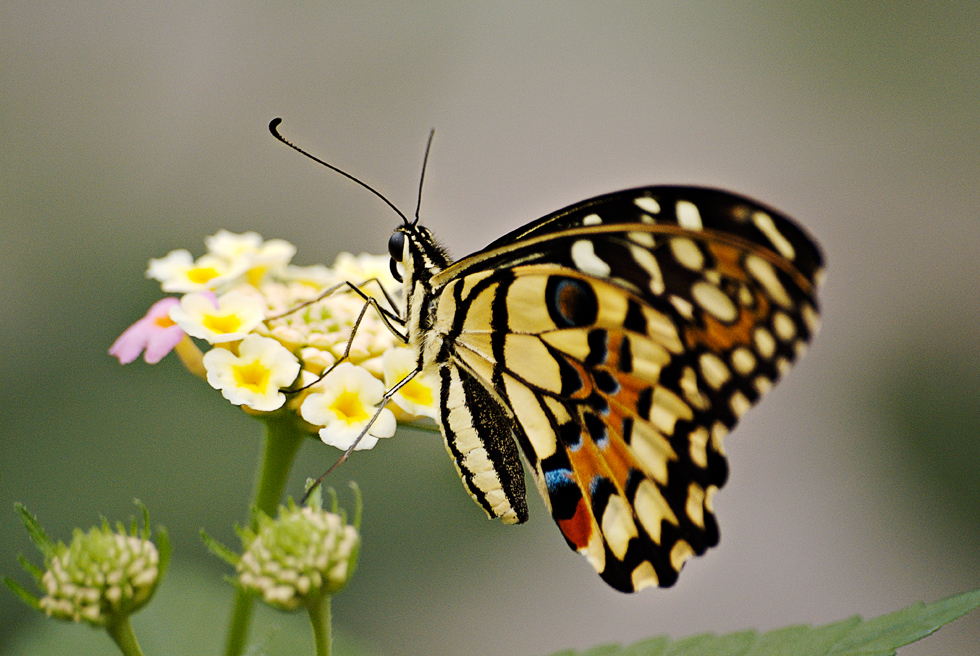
[2,3,978,655]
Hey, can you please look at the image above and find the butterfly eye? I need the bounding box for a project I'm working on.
[388,231,405,262]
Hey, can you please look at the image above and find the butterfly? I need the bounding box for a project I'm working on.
[386,186,823,592]
[270,120,824,593]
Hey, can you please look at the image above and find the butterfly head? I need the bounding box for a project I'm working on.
[387,223,452,286]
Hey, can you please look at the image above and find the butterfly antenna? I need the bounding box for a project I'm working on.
[412,128,436,226]
[269,118,410,225]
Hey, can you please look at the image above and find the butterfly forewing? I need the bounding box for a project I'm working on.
[401,185,823,592]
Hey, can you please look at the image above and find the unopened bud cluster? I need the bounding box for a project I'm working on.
[39,526,160,626]
[238,504,359,611]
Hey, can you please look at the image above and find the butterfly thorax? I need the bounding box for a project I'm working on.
[394,224,453,370]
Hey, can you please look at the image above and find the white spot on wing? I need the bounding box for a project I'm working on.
[634,196,661,214]
[699,352,731,390]
[801,303,820,333]
[730,347,756,375]
[628,231,656,248]
[629,245,665,295]
[744,254,792,308]
[670,539,694,571]
[688,426,710,468]
[752,211,796,260]
[711,421,728,456]
[773,311,797,341]
[676,200,703,230]
[729,390,752,418]
[669,295,694,319]
[582,213,602,225]
[631,562,658,591]
[754,327,777,359]
[634,479,677,544]
[571,239,611,276]
[691,281,738,322]
[670,238,705,271]
[601,494,638,559]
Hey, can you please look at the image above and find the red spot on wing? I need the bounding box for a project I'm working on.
[558,498,594,549]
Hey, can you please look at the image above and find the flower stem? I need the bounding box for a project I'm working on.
[308,595,332,656]
[223,415,307,656]
[106,616,144,656]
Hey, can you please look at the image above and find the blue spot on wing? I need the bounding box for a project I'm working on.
[545,468,577,494]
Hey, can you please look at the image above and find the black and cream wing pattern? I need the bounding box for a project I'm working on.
[392,185,823,592]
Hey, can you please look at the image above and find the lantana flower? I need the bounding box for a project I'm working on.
[383,348,437,419]
[146,250,242,293]
[111,229,438,452]
[300,363,396,451]
[170,290,265,344]
[205,229,297,286]
[204,335,301,412]
[109,298,185,365]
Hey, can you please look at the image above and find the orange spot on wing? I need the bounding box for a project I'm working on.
[684,290,769,351]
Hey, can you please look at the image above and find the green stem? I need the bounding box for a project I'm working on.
[223,415,307,656]
[106,616,144,656]
[308,595,332,656]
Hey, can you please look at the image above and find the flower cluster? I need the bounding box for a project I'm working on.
[109,230,437,451]
[8,504,167,629]
[39,525,161,625]
[236,499,360,611]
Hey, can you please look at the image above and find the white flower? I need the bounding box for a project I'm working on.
[281,264,335,289]
[383,349,438,419]
[205,230,297,286]
[204,230,264,260]
[169,290,266,344]
[300,363,396,451]
[203,335,300,411]
[146,249,242,293]
[331,252,401,304]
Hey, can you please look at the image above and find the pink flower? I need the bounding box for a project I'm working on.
[109,298,186,364]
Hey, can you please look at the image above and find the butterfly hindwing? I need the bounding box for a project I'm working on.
[435,264,733,590]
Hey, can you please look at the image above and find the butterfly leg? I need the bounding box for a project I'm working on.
[301,366,422,503]
[266,278,406,329]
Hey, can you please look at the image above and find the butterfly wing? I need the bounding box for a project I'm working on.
[425,187,823,592]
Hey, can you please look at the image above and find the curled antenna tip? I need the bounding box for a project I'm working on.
[266,117,410,224]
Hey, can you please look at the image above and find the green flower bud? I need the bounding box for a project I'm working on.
[38,524,161,626]
[237,502,359,611]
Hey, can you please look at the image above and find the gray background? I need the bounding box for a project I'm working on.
[2,3,978,655]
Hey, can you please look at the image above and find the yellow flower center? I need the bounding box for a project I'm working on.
[246,265,269,287]
[331,390,369,424]
[233,360,271,392]
[154,315,176,328]
[187,266,220,284]
[203,314,243,334]
[400,378,433,407]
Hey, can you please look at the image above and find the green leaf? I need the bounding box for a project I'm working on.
[550,588,980,656]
